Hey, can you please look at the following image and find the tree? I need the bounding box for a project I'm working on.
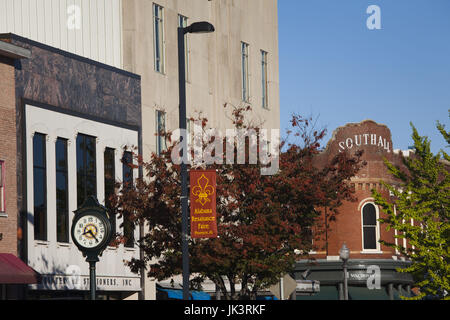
[372,119,450,300]
[110,105,364,300]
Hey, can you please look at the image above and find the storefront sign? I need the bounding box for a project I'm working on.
[296,280,320,293]
[190,170,217,238]
[338,133,391,153]
[29,274,141,291]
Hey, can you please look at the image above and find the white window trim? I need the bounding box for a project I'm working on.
[241,41,250,103]
[261,50,269,109]
[153,3,165,74]
[155,109,166,155]
[360,200,381,252]
[178,14,189,82]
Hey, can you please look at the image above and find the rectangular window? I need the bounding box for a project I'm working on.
[0,160,5,213]
[55,138,69,243]
[76,134,97,207]
[178,14,189,80]
[156,110,166,155]
[241,42,250,102]
[261,50,268,109]
[122,151,134,248]
[33,133,47,241]
[104,147,116,238]
[153,3,165,73]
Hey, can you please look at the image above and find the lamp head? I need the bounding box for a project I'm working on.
[339,242,350,261]
[184,22,215,34]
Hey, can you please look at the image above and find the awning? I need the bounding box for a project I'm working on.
[156,286,211,300]
[190,291,211,300]
[348,286,390,300]
[0,253,39,284]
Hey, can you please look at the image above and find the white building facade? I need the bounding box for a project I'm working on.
[25,104,140,298]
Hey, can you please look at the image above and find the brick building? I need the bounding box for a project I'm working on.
[0,39,39,299]
[294,120,415,300]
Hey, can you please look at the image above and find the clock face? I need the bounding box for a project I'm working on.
[73,214,107,249]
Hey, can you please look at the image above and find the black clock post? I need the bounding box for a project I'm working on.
[71,196,113,300]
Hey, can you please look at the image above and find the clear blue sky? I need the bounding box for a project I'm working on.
[278,0,450,154]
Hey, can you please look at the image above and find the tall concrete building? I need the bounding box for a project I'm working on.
[0,0,281,300]
[122,0,280,157]
[121,0,280,299]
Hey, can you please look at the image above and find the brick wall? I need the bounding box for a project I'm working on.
[0,55,18,255]
[312,120,405,259]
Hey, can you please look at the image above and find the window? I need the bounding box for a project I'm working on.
[122,151,134,248]
[153,3,165,73]
[178,14,189,80]
[261,50,268,109]
[241,42,250,102]
[186,118,194,161]
[76,134,97,207]
[104,147,116,238]
[0,160,5,213]
[362,203,379,250]
[55,138,69,243]
[33,133,47,241]
[156,110,166,155]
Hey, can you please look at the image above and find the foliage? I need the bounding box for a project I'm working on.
[372,120,450,300]
[109,105,364,300]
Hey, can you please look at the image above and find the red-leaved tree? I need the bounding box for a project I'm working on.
[109,105,364,300]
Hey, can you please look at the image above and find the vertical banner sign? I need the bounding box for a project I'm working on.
[190,170,217,238]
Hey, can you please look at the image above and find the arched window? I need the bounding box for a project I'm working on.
[362,202,379,250]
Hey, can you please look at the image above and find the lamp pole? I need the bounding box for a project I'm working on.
[178,21,215,301]
[339,242,350,300]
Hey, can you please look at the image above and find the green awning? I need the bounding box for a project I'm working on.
[348,286,390,300]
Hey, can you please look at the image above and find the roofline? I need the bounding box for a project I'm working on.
[0,38,31,59]
[0,33,140,80]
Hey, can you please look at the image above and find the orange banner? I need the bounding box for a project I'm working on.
[190,170,217,239]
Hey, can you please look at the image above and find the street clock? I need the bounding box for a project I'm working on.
[71,196,113,300]
[71,196,112,256]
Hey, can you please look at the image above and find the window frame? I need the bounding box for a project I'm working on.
[104,147,116,241]
[261,50,269,109]
[122,151,134,248]
[153,3,165,74]
[33,132,48,241]
[178,14,189,81]
[55,137,69,243]
[360,201,381,252]
[241,41,250,103]
[76,133,97,208]
[156,110,166,155]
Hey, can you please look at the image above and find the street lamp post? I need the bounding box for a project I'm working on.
[339,242,350,300]
[178,21,215,301]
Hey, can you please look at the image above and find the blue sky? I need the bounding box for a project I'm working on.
[278,0,450,154]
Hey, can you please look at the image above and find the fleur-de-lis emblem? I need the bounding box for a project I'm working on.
[191,174,215,206]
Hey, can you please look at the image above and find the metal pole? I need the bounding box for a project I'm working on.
[343,260,348,300]
[178,26,190,301]
[89,260,96,300]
